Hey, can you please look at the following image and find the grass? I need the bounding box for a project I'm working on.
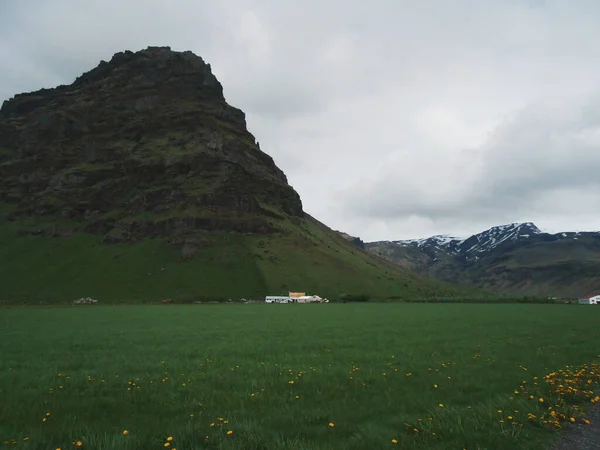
[0,226,264,303]
[1,303,599,450]
[0,205,478,304]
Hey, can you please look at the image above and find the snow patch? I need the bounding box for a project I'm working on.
[394,234,464,247]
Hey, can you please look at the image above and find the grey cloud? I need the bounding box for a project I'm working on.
[229,71,325,120]
[0,0,231,100]
[339,95,600,233]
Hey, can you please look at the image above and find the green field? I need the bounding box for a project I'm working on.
[1,304,599,450]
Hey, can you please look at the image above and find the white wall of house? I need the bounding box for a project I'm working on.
[266,294,328,304]
[296,295,323,303]
[265,296,290,303]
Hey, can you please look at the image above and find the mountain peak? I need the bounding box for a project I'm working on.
[364,220,600,298]
[0,47,303,244]
[1,47,225,119]
[387,221,545,255]
[457,222,542,254]
[74,46,223,95]
[488,222,541,234]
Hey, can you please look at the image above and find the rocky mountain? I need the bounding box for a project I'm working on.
[335,231,365,249]
[0,46,478,303]
[0,46,302,243]
[366,222,600,298]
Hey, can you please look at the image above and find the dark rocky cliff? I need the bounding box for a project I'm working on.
[0,46,303,242]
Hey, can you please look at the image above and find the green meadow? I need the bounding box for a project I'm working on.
[1,303,599,450]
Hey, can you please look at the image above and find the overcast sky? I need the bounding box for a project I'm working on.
[2,0,600,241]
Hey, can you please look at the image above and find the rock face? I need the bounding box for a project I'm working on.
[366,222,600,298]
[0,46,303,242]
[336,231,365,249]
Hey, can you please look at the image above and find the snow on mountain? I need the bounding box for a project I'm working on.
[393,222,547,256]
[394,234,463,248]
[457,222,542,254]
[387,222,600,260]
[365,222,600,297]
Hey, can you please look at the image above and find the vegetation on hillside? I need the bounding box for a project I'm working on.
[0,205,479,303]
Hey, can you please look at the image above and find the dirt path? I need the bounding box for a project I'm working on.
[549,406,600,450]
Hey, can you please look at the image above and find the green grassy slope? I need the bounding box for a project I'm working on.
[0,205,478,303]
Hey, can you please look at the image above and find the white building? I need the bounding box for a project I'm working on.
[578,295,599,305]
[265,296,289,304]
[289,292,325,303]
[295,295,323,303]
[265,293,329,304]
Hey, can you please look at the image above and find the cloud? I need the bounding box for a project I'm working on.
[2,0,600,241]
[338,94,600,238]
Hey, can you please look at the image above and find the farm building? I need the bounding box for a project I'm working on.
[289,292,322,303]
[578,294,600,305]
[265,296,289,304]
[294,295,324,303]
[264,293,329,304]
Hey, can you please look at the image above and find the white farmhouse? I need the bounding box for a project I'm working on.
[578,295,600,305]
[295,295,322,303]
[265,293,329,304]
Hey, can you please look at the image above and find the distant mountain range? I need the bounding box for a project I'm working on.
[365,222,600,298]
